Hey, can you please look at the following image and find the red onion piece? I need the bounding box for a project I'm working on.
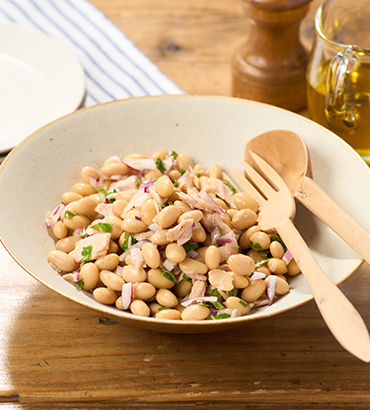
[148,223,161,232]
[181,296,218,308]
[200,191,225,214]
[216,233,233,245]
[210,226,222,244]
[119,239,147,262]
[266,275,277,306]
[187,249,198,258]
[115,265,123,277]
[121,180,155,215]
[282,249,292,265]
[121,282,133,310]
[62,272,79,283]
[109,174,122,182]
[48,201,66,227]
[123,159,156,172]
[124,240,147,253]
[163,258,177,272]
[89,176,103,189]
[250,271,266,281]
[141,180,156,193]
[163,155,174,172]
[72,226,94,237]
[184,271,207,281]
[122,188,149,214]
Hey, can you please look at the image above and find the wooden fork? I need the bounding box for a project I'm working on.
[231,151,370,362]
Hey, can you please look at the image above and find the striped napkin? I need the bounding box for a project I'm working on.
[0,0,183,107]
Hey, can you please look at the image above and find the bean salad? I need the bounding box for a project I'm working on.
[46,149,300,321]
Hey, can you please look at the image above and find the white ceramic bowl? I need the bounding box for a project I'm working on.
[1,95,369,333]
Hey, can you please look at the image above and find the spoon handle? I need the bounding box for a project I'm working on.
[297,176,370,265]
[276,217,370,362]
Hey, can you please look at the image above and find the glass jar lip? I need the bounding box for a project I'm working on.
[315,1,370,54]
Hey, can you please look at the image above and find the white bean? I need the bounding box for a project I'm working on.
[181,304,210,321]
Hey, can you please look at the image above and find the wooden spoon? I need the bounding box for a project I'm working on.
[245,129,370,265]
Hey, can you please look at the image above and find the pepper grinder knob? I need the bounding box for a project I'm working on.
[232,0,312,112]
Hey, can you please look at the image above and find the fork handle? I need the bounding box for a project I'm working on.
[276,217,370,362]
[297,176,370,265]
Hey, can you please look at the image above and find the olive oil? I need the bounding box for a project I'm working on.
[307,62,370,164]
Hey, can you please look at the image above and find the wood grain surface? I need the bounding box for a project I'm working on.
[89,0,247,97]
[2,0,370,408]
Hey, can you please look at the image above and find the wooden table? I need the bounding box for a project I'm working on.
[2,0,370,408]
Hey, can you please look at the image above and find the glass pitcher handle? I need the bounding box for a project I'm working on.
[325,47,359,132]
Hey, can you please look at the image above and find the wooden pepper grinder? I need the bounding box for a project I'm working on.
[232,0,312,112]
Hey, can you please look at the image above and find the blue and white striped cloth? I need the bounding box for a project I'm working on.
[0,0,183,106]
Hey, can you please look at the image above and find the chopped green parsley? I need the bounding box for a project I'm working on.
[156,200,166,209]
[183,240,196,253]
[212,301,225,310]
[227,288,237,297]
[215,193,230,207]
[182,273,192,282]
[206,288,220,297]
[155,157,165,173]
[79,245,92,262]
[79,227,89,237]
[96,188,117,203]
[91,222,113,233]
[135,176,141,188]
[64,210,76,218]
[161,268,178,284]
[121,232,136,251]
[211,313,231,320]
[239,300,248,308]
[269,235,287,251]
[96,188,117,197]
[250,240,262,249]
[223,180,237,194]
[255,258,271,268]
[76,278,84,289]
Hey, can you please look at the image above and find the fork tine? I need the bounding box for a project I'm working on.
[248,151,290,194]
[230,166,264,205]
[238,158,276,198]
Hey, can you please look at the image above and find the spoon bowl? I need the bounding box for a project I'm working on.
[244,129,312,195]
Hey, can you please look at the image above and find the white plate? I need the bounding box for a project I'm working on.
[0,22,86,153]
